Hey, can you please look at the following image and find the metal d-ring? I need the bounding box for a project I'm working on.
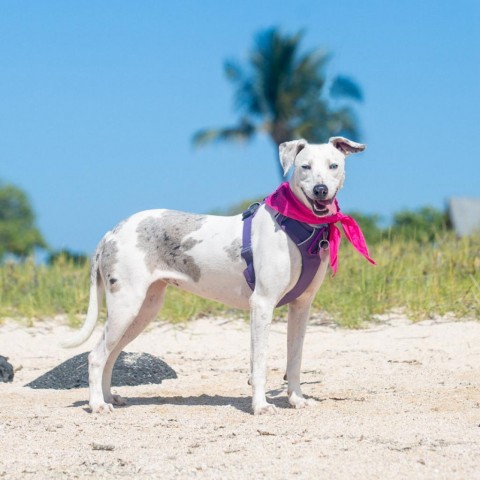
[319,239,330,250]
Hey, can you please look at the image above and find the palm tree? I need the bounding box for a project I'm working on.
[192,27,364,179]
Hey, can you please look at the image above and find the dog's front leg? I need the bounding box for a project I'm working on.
[250,293,277,415]
[286,298,317,409]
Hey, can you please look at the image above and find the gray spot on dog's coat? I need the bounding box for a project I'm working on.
[136,211,206,282]
[224,238,242,262]
[100,240,121,292]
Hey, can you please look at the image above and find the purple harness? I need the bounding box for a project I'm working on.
[241,203,329,307]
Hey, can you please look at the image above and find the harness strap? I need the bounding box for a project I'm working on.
[240,203,260,290]
[241,204,328,307]
[274,214,327,306]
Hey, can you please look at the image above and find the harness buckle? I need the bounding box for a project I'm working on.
[242,202,261,221]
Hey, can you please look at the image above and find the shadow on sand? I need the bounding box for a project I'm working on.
[70,391,294,414]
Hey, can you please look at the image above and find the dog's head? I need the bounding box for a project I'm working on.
[279,137,366,217]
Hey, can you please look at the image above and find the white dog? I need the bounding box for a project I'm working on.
[63,136,369,415]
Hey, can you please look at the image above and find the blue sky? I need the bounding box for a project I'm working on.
[0,1,479,254]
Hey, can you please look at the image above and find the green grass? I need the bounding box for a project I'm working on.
[0,235,478,328]
[312,234,480,327]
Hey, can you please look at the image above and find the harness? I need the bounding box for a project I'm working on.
[241,203,329,307]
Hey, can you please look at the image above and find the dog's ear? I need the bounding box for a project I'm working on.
[329,137,366,156]
[279,139,308,176]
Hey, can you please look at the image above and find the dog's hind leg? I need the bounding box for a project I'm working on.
[286,298,317,409]
[101,280,168,407]
[88,281,166,413]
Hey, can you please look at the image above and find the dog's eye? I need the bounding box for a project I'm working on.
[329,163,338,170]
[301,165,311,170]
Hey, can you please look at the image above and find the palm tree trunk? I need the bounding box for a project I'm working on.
[271,123,291,182]
[274,145,285,183]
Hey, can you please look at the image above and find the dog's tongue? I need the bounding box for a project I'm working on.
[315,198,338,217]
[326,199,338,215]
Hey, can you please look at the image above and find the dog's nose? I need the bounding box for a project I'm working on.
[313,184,328,199]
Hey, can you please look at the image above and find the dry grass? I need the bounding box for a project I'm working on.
[1,235,478,328]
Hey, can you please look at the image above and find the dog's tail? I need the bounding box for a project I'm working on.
[60,244,104,348]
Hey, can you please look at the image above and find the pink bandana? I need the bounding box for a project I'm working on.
[265,182,376,275]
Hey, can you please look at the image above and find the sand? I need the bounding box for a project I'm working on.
[1,314,479,479]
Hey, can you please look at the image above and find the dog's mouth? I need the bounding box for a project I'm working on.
[302,189,338,217]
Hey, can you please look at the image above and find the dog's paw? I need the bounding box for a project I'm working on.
[288,392,317,409]
[90,402,114,414]
[253,403,278,415]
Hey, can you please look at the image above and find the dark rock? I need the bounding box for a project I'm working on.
[25,351,177,390]
[0,355,14,382]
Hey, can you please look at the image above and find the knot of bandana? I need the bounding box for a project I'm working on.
[265,182,376,275]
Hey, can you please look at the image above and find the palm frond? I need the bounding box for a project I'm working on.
[250,28,305,120]
[224,59,244,83]
[330,75,364,102]
[192,120,256,147]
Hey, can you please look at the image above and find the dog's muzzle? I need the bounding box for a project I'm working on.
[302,187,337,216]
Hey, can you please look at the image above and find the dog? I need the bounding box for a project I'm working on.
[63,136,367,415]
